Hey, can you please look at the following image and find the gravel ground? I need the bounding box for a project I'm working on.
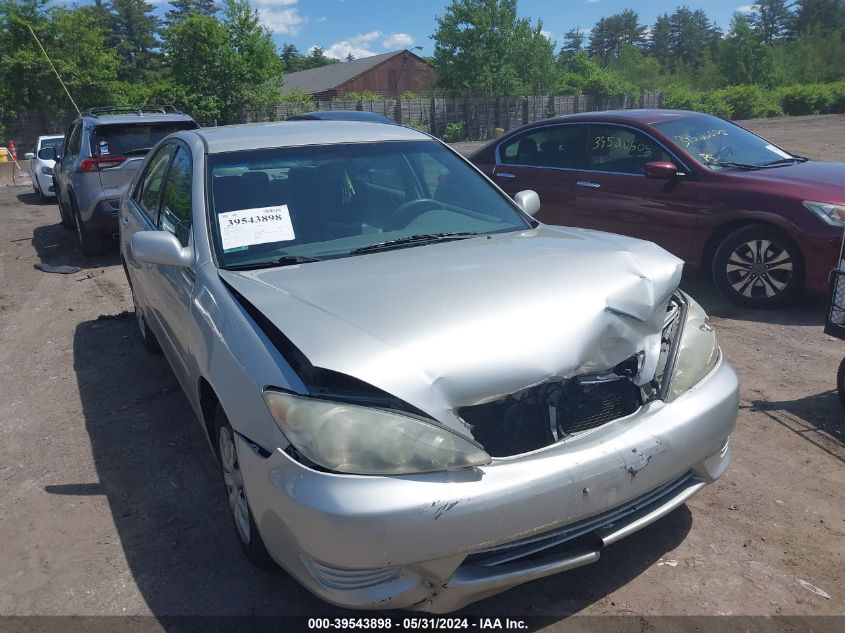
[0,115,843,628]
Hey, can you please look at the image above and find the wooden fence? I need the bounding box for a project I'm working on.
[4,92,664,155]
[249,92,664,140]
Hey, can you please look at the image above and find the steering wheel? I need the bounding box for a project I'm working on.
[713,145,733,161]
[384,198,444,231]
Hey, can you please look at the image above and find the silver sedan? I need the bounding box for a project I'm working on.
[119,121,738,613]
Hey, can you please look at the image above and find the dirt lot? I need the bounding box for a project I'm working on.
[0,115,844,628]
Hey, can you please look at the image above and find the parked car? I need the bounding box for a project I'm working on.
[120,120,738,612]
[287,110,395,123]
[51,106,199,254]
[24,134,63,200]
[470,110,845,308]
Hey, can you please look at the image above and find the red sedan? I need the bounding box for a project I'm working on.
[469,110,844,308]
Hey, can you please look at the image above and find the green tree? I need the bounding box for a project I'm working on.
[432,0,555,96]
[108,0,161,81]
[280,42,304,72]
[649,14,672,71]
[557,27,584,70]
[0,0,120,115]
[163,1,283,124]
[166,0,217,25]
[749,0,793,44]
[667,6,722,71]
[303,45,339,69]
[720,13,777,85]
[515,19,556,95]
[788,0,845,37]
[588,9,647,65]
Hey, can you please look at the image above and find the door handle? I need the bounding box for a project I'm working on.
[577,181,601,188]
[121,215,129,226]
[495,172,516,179]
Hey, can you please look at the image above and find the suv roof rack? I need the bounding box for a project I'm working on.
[82,105,183,117]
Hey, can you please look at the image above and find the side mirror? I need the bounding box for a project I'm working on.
[131,231,192,267]
[644,161,682,179]
[25,152,35,160]
[513,190,541,217]
[37,147,56,161]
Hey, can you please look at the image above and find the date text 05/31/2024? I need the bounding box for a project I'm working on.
[307,617,529,630]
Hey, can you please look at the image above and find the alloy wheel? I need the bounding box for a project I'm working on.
[724,239,794,300]
[218,425,251,544]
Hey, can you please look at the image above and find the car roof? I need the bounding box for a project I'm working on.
[80,113,197,127]
[288,110,394,123]
[187,120,430,154]
[539,109,709,126]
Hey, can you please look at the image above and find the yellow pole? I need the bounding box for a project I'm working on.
[26,23,80,115]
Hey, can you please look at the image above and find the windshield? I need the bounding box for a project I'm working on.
[40,137,64,154]
[208,140,530,268]
[90,121,198,158]
[653,114,799,170]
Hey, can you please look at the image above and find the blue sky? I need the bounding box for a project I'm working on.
[109,0,758,59]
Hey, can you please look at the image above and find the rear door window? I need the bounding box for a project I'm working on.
[499,125,588,169]
[158,147,193,246]
[90,121,198,158]
[65,123,82,157]
[136,144,176,224]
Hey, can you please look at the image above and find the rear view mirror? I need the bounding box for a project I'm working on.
[131,231,192,267]
[644,161,682,179]
[38,147,56,161]
[25,152,35,160]
[514,190,541,217]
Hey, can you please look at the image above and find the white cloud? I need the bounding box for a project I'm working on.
[540,29,553,40]
[324,31,382,59]
[317,16,327,22]
[382,32,414,49]
[586,0,601,4]
[254,0,305,35]
[736,4,755,13]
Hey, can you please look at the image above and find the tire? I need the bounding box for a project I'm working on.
[57,192,74,229]
[130,283,161,354]
[837,357,845,408]
[213,406,275,569]
[72,199,106,256]
[712,224,804,309]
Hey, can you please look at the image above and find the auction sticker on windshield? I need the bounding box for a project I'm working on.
[219,205,295,251]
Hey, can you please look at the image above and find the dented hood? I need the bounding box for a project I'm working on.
[219,226,683,435]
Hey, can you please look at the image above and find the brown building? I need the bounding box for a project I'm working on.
[283,50,438,100]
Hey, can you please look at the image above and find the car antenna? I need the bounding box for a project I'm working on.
[25,22,81,115]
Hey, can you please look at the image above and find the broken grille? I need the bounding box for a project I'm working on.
[458,355,642,458]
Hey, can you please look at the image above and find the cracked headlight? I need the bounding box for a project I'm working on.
[666,295,720,402]
[264,390,491,475]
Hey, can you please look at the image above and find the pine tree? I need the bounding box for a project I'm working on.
[166,0,217,25]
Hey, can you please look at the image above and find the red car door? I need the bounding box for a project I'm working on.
[489,123,589,227]
[561,123,708,261]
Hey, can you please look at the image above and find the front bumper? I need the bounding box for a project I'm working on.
[237,358,739,613]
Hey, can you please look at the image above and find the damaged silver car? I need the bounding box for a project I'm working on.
[119,120,738,613]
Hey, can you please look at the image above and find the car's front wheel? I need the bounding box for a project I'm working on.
[712,224,804,308]
[214,407,274,568]
[836,357,845,407]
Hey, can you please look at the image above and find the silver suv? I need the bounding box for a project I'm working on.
[51,106,198,255]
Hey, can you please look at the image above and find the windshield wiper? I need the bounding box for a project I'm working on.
[224,255,322,271]
[758,156,809,167]
[350,232,480,255]
[705,159,762,170]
